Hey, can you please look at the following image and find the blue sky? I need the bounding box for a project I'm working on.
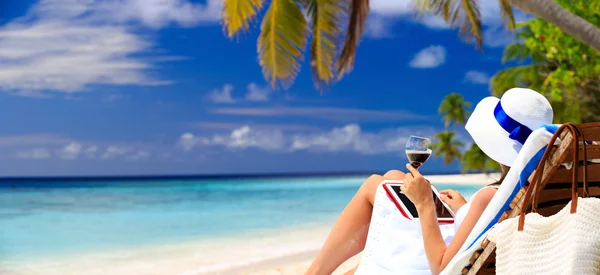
[0,0,522,176]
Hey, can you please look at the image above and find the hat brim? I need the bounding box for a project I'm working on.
[465,97,522,167]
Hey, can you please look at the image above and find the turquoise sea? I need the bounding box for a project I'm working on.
[0,175,482,274]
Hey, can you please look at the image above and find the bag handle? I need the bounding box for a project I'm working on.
[517,123,589,231]
[532,124,589,210]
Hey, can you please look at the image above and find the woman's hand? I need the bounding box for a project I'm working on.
[401,164,434,210]
[439,189,467,213]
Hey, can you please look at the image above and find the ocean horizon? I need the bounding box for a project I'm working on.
[0,170,470,189]
[0,169,466,181]
[0,173,483,274]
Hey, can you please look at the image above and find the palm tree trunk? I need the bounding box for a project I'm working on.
[509,0,600,52]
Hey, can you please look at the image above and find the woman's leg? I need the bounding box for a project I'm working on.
[306,170,405,275]
[343,265,358,275]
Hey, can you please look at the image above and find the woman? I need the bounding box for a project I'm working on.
[306,88,554,275]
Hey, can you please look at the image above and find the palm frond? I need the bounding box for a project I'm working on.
[417,0,484,48]
[497,0,516,30]
[489,65,544,96]
[502,43,531,63]
[258,0,309,89]
[461,143,496,173]
[438,92,471,127]
[433,131,463,164]
[222,0,265,38]
[458,0,483,47]
[306,0,345,89]
[336,0,369,77]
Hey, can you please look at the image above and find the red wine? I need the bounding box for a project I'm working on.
[406,150,432,168]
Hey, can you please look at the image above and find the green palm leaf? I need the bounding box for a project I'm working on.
[306,0,345,89]
[502,43,531,63]
[502,25,546,65]
[489,65,545,96]
[438,92,472,127]
[336,0,369,77]
[258,0,309,88]
[498,0,516,30]
[432,131,464,165]
[418,0,516,48]
[417,0,483,47]
[461,143,498,173]
[222,0,265,38]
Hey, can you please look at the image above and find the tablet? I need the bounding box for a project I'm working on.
[382,180,455,223]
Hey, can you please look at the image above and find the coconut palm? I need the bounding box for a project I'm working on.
[438,93,472,128]
[432,131,463,164]
[222,0,349,90]
[222,0,600,89]
[461,143,500,173]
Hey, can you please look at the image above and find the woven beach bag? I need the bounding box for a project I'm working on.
[487,123,600,275]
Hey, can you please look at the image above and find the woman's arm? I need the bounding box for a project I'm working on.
[402,164,497,275]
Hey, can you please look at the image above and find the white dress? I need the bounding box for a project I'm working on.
[355,184,498,275]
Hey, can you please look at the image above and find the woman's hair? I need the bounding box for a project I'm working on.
[489,164,510,186]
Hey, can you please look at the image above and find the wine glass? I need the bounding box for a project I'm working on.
[405,135,432,169]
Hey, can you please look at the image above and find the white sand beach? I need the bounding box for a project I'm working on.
[5,173,499,275]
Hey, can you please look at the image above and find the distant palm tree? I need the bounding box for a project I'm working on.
[461,143,500,173]
[222,0,600,89]
[432,131,463,164]
[438,93,472,128]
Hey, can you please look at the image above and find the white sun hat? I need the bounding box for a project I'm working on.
[465,88,553,167]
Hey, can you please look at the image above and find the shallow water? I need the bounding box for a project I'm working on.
[0,175,481,269]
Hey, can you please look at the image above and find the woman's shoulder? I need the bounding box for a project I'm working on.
[471,187,498,207]
[469,185,499,199]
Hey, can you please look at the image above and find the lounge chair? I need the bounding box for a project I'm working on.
[442,122,600,275]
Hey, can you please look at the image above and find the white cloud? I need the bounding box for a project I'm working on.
[128,150,150,160]
[0,0,221,95]
[178,124,445,155]
[369,0,415,16]
[367,0,527,46]
[84,145,98,158]
[101,146,131,159]
[178,133,200,151]
[409,45,446,68]
[290,124,440,154]
[206,82,272,103]
[367,0,461,30]
[193,122,322,132]
[245,82,271,102]
[206,84,235,104]
[16,148,51,159]
[227,126,286,150]
[365,1,451,37]
[5,137,153,161]
[210,106,432,122]
[290,124,377,153]
[85,0,222,28]
[178,126,286,152]
[30,0,222,28]
[58,142,82,159]
[465,70,491,84]
[364,16,394,38]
